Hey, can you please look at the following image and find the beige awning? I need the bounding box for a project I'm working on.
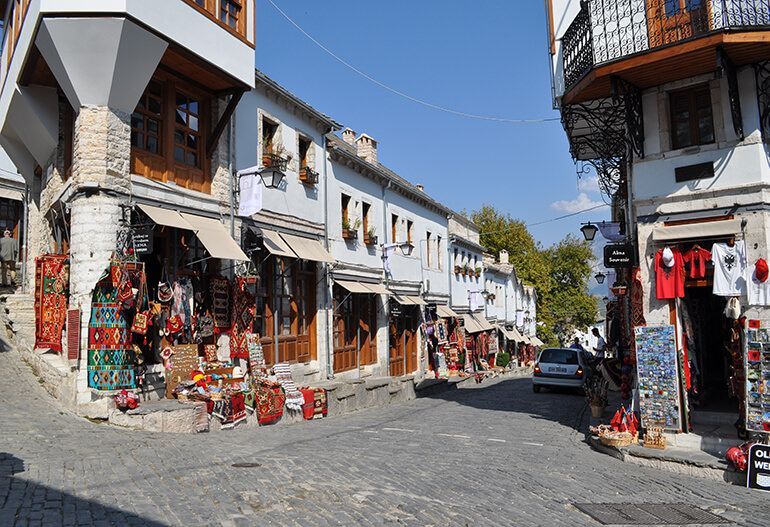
[261,229,296,259]
[280,232,334,263]
[335,279,373,294]
[0,187,23,201]
[473,313,494,332]
[179,213,248,261]
[407,296,426,305]
[463,314,483,333]
[531,337,545,347]
[138,203,192,230]
[363,283,391,295]
[498,325,519,342]
[522,335,533,345]
[437,305,460,318]
[394,295,426,305]
[652,218,742,242]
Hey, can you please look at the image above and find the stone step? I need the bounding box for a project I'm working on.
[109,399,209,433]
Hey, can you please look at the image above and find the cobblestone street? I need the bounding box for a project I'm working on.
[1,340,768,527]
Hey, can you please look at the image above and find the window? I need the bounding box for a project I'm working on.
[362,202,371,237]
[219,0,242,30]
[391,214,399,242]
[407,220,414,244]
[664,0,702,17]
[299,135,312,169]
[262,117,278,154]
[341,194,351,228]
[174,91,201,167]
[131,81,163,156]
[437,236,443,271]
[426,231,432,268]
[670,85,714,149]
[0,198,21,248]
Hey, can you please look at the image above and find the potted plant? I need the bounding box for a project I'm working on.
[342,218,360,240]
[475,266,482,277]
[585,374,609,418]
[454,265,462,275]
[299,164,319,185]
[465,264,473,276]
[364,226,378,246]
[262,144,291,171]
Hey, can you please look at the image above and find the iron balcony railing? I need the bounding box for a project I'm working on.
[562,0,770,91]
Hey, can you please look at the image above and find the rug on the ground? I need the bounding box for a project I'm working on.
[87,262,136,391]
[256,381,285,425]
[273,363,304,410]
[300,388,328,420]
[34,254,69,353]
[209,392,247,429]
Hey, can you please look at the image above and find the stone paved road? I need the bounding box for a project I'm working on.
[1,339,769,527]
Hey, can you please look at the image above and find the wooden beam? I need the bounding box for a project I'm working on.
[206,88,245,158]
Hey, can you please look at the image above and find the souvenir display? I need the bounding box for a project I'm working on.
[634,325,682,430]
[745,321,770,433]
[33,254,69,353]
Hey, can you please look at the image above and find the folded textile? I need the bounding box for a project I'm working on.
[273,363,304,411]
[300,388,328,420]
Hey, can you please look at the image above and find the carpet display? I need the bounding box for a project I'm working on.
[34,254,69,353]
[256,381,285,425]
[209,276,231,329]
[247,334,265,376]
[87,262,137,391]
[209,392,247,429]
[273,363,304,410]
[300,388,328,420]
[229,326,249,360]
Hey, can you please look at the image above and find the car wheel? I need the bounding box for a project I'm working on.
[532,384,541,393]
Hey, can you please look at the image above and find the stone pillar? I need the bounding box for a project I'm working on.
[68,105,131,403]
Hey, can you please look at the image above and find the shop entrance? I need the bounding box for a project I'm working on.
[389,305,417,377]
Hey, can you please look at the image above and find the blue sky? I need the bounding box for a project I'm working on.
[256,0,610,248]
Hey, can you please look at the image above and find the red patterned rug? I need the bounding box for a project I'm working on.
[256,381,285,425]
[34,254,69,353]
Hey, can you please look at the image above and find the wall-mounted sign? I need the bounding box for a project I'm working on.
[604,244,634,268]
[747,444,770,492]
[133,227,154,255]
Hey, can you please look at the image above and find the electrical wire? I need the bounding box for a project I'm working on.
[264,0,561,124]
[476,203,609,236]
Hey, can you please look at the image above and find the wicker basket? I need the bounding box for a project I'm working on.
[599,432,637,448]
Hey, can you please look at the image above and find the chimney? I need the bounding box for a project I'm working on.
[416,184,425,192]
[499,250,509,264]
[342,128,357,145]
[355,133,378,164]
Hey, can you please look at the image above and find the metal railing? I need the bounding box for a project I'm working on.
[563,0,770,91]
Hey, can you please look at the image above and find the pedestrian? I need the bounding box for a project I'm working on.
[0,229,18,287]
[592,328,607,361]
[569,337,585,351]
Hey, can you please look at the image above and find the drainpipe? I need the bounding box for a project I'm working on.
[382,180,392,374]
[323,134,333,379]
[20,182,29,293]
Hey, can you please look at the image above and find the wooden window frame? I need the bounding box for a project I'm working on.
[426,231,432,268]
[362,202,370,237]
[669,84,714,150]
[182,0,251,45]
[131,80,164,158]
[391,214,399,243]
[173,89,203,169]
[298,135,312,170]
[407,220,414,244]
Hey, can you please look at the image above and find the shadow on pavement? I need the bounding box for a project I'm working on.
[418,376,590,434]
[0,452,167,527]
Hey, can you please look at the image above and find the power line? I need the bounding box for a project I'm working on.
[477,203,609,236]
[264,0,561,125]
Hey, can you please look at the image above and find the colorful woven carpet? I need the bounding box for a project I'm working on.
[87,262,137,391]
[209,276,231,329]
[247,334,266,377]
[256,381,285,425]
[300,388,328,420]
[273,363,304,411]
[34,254,69,353]
[209,392,247,429]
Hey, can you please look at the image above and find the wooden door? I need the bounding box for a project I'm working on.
[359,295,377,366]
[333,291,357,373]
[295,270,316,363]
[389,315,404,377]
[646,0,711,48]
[405,310,418,374]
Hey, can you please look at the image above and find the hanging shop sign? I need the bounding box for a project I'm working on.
[133,227,154,255]
[603,243,635,268]
[634,325,682,431]
[745,323,770,433]
[747,444,770,492]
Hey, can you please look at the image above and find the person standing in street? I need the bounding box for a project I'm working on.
[0,229,18,286]
[592,327,607,361]
[569,337,585,351]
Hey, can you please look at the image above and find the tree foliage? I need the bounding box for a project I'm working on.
[471,206,597,346]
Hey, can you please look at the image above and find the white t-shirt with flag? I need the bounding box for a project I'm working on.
[711,241,747,296]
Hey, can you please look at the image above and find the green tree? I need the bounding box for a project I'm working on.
[470,207,597,346]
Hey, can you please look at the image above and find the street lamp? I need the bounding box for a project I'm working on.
[258,167,285,189]
[400,241,414,256]
[595,271,606,284]
[580,222,599,241]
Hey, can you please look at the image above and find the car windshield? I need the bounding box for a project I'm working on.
[539,349,578,365]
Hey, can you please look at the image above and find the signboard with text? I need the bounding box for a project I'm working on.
[133,227,154,255]
[604,244,634,268]
[747,444,770,492]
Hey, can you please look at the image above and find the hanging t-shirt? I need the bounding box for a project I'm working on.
[748,273,770,305]
[711,241,747,296]
[655,247,685,300]
[682,246,712,279]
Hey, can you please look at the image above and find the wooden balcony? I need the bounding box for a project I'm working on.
[562,0,770,104]
[182,0,251,46]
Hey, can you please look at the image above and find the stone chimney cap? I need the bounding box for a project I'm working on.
[342,128,357,145]
[416,184,424,192]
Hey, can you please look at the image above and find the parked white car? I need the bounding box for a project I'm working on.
[532,347,591,392]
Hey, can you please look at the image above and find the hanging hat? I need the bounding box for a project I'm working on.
[661,247,675,268]
[755,258,769,283]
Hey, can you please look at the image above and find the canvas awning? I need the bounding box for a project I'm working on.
[0,187,23,201]
[522,335,533,345]
[498,325,522,342]
[335,279,373,294]
[652,218,742,242]
[260,229,296,259]
[137,203,193,230]
[531,337,545,347]
[462,314,484,333]
[393,295,426,305]
[180,213,249,261]
[280,232,334,263]
[472,313,494,332]
[436,305,460,318]
[364,283,391,295]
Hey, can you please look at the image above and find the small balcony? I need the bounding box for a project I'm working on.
[562,0,770,103]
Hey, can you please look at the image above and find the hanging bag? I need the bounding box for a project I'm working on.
[157,266,173,303]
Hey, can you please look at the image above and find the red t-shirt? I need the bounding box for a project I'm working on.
[682,246,712,279]
[655,248,685,299]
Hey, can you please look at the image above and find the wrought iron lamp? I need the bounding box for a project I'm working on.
[259,167,285,189]
[580,222,599,241]
[595,271,606,284]
[400,241,414,256]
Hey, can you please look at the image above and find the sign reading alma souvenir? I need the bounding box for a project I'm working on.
[604,244,634,268]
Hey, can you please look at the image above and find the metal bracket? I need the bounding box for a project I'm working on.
[611,76,644,158]
[755,60,770,142]
[717,46,744,141]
